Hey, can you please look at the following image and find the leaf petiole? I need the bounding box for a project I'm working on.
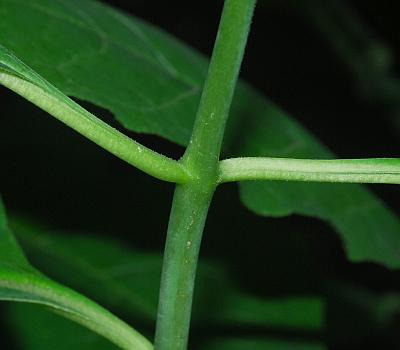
[219,157,400,184]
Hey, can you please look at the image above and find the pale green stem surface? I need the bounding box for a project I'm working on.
[154,1,257,350]
[0,273,152,350]
[0,72,189,184]
[219,157,400,184]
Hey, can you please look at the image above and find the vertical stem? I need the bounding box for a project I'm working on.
[184,0,257,176]
[154,183,214,350]
[154,1,256,349]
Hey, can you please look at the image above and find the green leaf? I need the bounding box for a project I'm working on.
[231,86,400,268]
[0,199,152,350]
[7,303,119,350]
[202,338,327,350]
[0,0,399,267]
[11,217,324,332]
[0,0,205,145]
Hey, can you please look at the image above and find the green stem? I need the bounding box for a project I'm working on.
[183,0,257,176]
[153,184,213,350]
[154,1,256,349]
[219,157,400,184]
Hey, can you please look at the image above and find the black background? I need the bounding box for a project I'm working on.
[1,0,400,349]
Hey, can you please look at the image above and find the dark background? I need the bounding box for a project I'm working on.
[1,0,400,349]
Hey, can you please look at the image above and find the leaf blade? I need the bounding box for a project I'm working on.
[0,0,205,145]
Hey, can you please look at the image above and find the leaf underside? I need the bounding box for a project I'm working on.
[0,2,399,270]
